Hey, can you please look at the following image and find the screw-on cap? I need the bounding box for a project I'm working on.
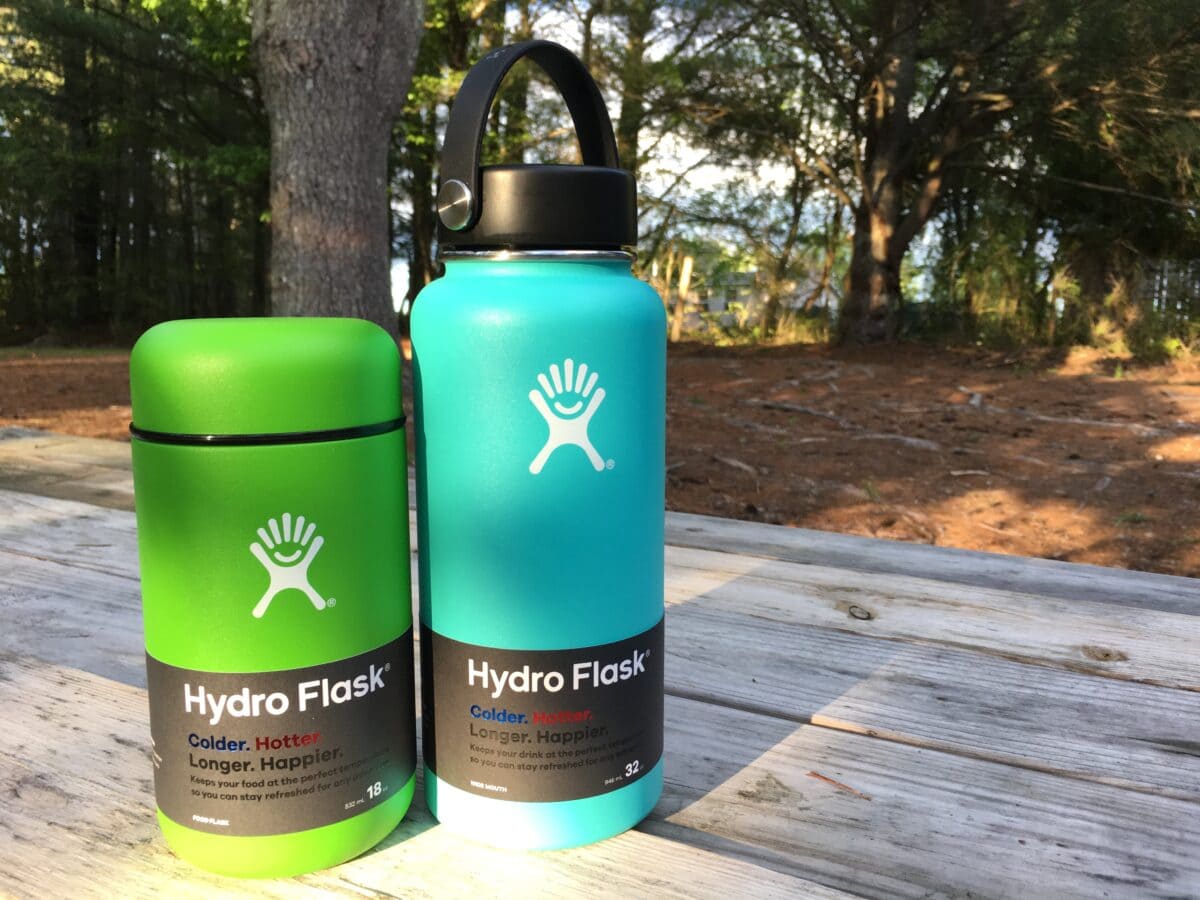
[436,41,636,253]
[130,318,401,437]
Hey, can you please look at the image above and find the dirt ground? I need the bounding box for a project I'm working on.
[2,342,1198,577]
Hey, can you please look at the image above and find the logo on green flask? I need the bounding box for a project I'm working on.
[249,513,328,618]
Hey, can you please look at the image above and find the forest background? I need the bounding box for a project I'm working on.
[4,1,1200,578]
[3,0,1199,355]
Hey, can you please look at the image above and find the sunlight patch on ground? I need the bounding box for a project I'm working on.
[1150,434,1200,464]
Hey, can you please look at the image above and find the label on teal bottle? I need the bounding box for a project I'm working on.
[421,619,664,802]
[147,635,415,836]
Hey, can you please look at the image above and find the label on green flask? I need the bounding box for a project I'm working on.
[147,635,415,836]
[422,619,664,802]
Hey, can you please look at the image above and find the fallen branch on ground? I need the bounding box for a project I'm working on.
[712,454,758,475]
[745,399,856,429]
[954,386,1180,436]
[852,433,943,452]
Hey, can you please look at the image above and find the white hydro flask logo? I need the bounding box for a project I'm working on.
[528,358,610,474]
[249,513,328,618]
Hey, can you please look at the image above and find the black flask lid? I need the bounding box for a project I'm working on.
[436,40,636,253]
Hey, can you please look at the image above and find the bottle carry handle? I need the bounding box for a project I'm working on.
[437,40,621,233]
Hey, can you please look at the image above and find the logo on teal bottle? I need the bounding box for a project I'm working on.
[249,513,328,618]
[528,358,610,474]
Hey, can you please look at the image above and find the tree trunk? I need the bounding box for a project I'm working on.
[500,0,533,164]
[252,177,271,317]
[406,103,436,302]
[669,254,693,343]
[660,246,677,311]
[1060,241,1133,345]
[62,0,103,332]
[581,1,601,71]
[177,163,196,319]
[616,0,654,175]
[838,0,958,345]
[128,123,153,324]
[762,159,809,338]
[802,204,843,311]
[841,198,902,342]
[252,0,423,336]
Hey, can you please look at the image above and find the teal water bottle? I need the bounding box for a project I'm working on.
[412,41,666,849]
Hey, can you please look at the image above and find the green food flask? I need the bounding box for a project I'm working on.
[129,317,415,878]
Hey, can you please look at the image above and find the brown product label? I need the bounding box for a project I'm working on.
[146,634,415,836]
[421,619,664,802]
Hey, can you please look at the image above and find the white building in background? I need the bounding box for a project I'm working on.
[678,269,836,332]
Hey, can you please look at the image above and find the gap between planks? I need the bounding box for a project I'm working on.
[3,486,1198,693]
[664,684,1200,804]
[0,656,838,899]
[4,656,1198,900]
[2,497,1199,808]
[3,428,1196,616]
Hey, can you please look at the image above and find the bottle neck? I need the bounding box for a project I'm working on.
[439,249,634,263]
[440,249,635,278]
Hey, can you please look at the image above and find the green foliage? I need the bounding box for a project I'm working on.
[2,0,1199,352]
[0,0,267,342]
[774,310,832,345]
[697,302,762,346]
[1114,511,1150,527]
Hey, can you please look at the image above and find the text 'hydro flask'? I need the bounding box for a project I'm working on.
[413,41,667,849]
[129,318,416,878]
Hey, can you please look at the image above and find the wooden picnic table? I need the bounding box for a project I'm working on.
[0,425,1197,898]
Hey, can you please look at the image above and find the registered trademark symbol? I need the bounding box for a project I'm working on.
[385,662,391,672]
[326,598,337,607]
[606,459,615,470]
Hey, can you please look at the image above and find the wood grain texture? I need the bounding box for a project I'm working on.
[666,510,1200,615]
[0,428,134,511]
[656,695,1200,900]
[4,435,1200,896]
[4,487,1198,692]
[5,428,1195,616]
[0,552,144,686]
[0,657,841,899]
[666,544,1200,691]
[4,657,1197,899]
[2,490,1197,808]
[664,605,1200,801]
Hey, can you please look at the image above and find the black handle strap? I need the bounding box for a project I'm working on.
[437,40,620,232]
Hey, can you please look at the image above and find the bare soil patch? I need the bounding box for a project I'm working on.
[2,343,1197,577]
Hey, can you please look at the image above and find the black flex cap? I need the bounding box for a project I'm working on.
[436,41,637,253]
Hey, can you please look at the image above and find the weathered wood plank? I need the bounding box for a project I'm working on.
[0,427,132,468]
[5,657,1197,899]
[666,544,1200,692]
[0,489,140,578]
[3,489,1198,808]
[0,552,145,686]
[4,428,1196,616]
[7,538,1197,806]
[0,657,840,899]
[7,533,1193,806]
[665,605,1200,802]
[666,510,1200,615]
[655,695,1200,900]
[0,429,134,511]
[5,488,1198,693]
